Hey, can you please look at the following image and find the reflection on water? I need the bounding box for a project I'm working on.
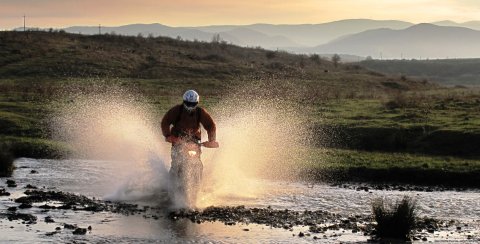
[1,158,479,243]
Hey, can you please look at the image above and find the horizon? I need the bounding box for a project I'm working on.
[4,18,480,30]
[2,0,480,29]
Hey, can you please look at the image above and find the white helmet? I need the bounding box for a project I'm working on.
[183,90,199,112]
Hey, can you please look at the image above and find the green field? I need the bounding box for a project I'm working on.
[1,31,479,186]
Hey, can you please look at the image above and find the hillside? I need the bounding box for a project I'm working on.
[0,30,431,94]
[308,24,480,59]
[359,59,480,85]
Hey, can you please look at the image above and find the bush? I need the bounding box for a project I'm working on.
[0,143,14,177]
[265,50,276,59]
[372,196,417,240]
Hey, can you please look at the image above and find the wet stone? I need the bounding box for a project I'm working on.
[38,204,55,209]
[25,184,38,189]
[18,203,33,209]
[7,213,37,223]
[44,216,55,223]
[7,180,17,188]
[0,188,11,196]
[45,231,58,236]
[64,224,76,229]
[72,227,87,235]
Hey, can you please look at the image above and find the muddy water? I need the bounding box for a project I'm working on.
[1,158,479,243]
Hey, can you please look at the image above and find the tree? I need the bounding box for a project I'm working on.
[211,33,222,43]
[332,54,341,68]
[310,54,321,64]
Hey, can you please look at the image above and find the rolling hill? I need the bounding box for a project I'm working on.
[0,30,432,94]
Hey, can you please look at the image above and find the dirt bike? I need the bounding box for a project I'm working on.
[168,139,218,208]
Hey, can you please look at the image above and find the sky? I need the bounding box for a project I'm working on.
[1,0,480,29]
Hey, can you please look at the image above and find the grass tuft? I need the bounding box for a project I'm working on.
[372,196,417,240]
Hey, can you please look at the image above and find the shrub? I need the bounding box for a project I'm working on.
[332,54,341,68]
[0,143,14,177]
[309,54,321,64]
[372,196,417,240]
[265,50,276,59]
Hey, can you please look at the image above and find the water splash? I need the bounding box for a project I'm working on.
[51,88,171,203]
[197,92,309,207]
[51,83,310,208]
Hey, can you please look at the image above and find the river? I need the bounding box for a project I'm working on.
[1,158,479,243]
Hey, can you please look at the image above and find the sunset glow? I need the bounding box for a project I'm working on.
[1,0,480,29]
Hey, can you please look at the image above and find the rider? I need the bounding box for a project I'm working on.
[161,89,218,171]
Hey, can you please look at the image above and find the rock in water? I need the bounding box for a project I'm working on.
[45,216,55,223]
[73,227,87,235]
[18,203,33,209]
[64,224,76,229]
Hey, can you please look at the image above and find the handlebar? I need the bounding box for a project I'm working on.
[166,136,219,148]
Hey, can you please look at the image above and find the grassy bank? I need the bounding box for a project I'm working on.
[309,89,480,157]
[359,58,480,86]
[300,148,480,187]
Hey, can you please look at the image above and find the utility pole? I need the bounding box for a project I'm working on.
[99,24,101,35]
[23,14,26,31]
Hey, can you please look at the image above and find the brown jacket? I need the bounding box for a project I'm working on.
[161,105,216,141]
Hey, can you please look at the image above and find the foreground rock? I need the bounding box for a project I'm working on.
[0,188,10,196]
[0,189,464,241]
[13,190,145,214]
[2,212,37,224]
[169,205,373,232]
[168,205,456,240]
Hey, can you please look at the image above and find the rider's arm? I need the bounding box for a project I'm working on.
[161,105,180,138]
[199,107,216,142]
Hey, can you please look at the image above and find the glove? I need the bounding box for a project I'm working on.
[166,135,180,144]
[202,141,219,148]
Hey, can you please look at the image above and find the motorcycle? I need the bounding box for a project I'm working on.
[168,139,218,208]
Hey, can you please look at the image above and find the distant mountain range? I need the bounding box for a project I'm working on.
[38,19,480,59]
[307,24,480,59]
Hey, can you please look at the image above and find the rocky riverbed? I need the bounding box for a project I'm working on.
[1,158,479,243]
[1,178,478,242]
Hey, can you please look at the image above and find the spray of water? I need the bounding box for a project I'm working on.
[198,90,309,207]
[52,82,310,208]
[51,88,171,202]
